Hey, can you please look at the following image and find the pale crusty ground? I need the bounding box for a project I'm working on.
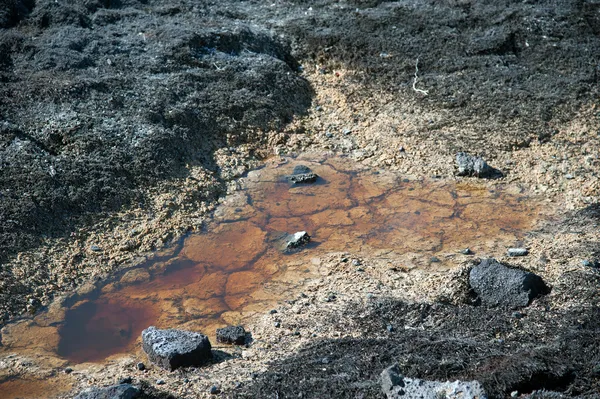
[1,66,600,398]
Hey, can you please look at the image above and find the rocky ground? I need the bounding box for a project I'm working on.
[1,0,600,398]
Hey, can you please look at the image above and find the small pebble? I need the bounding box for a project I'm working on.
[342,128,352,135]
[90,245,101,252]
[315,106,323,111]
[581,260,594,267]
[274,322,281,328]
[512,312,523,319]
[352,259,361,266]
[399,146,405,152]
[460,248,472,255]
[507,248,528,257]
[210,385,220,395]
[293,331,301,336]
[269,309,278,315]
[430,256,441,263]
[136,362,145,371]
[565,174,574,179]
[511,391,519,398]
[356,267,364,272]
[325,131,333,138]
[156,379,165,385]
[64,367,73,374]
[321,357,330,364]
[386,324,394,333]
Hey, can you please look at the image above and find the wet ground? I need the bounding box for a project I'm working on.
[0,155,549,398]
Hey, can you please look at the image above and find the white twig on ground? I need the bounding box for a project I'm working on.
[412,58,428,96]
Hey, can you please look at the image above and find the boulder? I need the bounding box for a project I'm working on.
[141,326,212,371]
[381,364,488,399]
[216,325,247,345]
[286,165,318,184]
[74,384,140,399]
[456,152,498,178]
[469,258,550,308]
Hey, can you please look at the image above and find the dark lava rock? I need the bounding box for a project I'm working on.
[74,384,140,399]
[216,325,246,345]
[381,364,487,399]
[141,326,212,371]
[285,231,310,250]
[0,0,34,29]
[469,258,550,308]
[275,231,311,253]
[456,152,498,178]
[136,362,145,371]
[286,165,319,184]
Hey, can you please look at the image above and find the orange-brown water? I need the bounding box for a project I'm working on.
[0,155,546,396]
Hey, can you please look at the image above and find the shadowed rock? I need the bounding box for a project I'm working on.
[469,258,550,308]
[141,326,212,371]
[74,384,140,399]
[381,364,488,399]
[456,152,500,178]
[286,165,318,184]
[277,231,311,253]
[216,325,247,345]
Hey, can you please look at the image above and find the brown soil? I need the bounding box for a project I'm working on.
[1,0,600,398]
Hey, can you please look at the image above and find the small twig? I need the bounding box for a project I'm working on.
[412,58,428,96]
[213,62,225,71]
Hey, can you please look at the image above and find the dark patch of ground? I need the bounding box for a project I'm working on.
[236,270,600,398]
[271,0,600,152]
[0,0,313,262]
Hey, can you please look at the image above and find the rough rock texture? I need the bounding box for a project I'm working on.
[141,326,212,371]
[216,325,247,345]
[286,165,319,184]
[282,231,311,253]
[456,152,496,178]
[507,247,529,257]
[469,258,550,308]
[0,1,312,263]
[73,384,140,399]
[381,364,488,399]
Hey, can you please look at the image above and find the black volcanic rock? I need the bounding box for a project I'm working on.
[74,384,140,399]
[469,258,550,308]
[141,326,212,371]
[216,325,247,345]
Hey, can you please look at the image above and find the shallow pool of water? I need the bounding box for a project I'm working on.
[1,155,545,375]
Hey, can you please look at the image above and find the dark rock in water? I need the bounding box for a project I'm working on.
[469,258,550,308]
[286,165,318,184]
[141,326,212,371]
[456,152,499,178]
[286,231,310,248]
[216,325,247,345]
[381,364,488,399]
[274,231,310,253]
[74,384,140,399]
